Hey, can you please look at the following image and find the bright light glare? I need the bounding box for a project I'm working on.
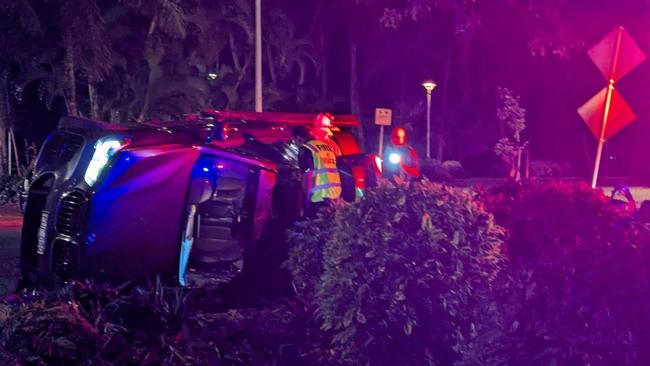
[208,73,218,80]
[84,138,127,186]
[422,80,437,92]
[388,153,401,164]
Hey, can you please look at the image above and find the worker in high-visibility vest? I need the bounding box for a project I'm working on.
[293,124,342,217]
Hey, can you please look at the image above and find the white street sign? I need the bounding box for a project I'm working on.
[374,108,392,126]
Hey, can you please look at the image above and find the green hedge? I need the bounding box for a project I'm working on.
[287,180,505,365]
[470,182,650,366]
[5,180,650,366]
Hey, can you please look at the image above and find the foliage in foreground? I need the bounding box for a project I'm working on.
[471,181,650,366]
[287,180,505,366]
[0,280,322,366]
[5,181,650,366]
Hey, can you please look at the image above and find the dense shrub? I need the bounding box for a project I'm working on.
[0,175,24,205]
[529,160,572,178]
[1,280,189,365]
[285,205,337,300]
[420,160,468,181]
[0,298,102,364]
[470,182,650,366]
[0,279,328,365]
[9,179,650,365]
[287,180,505,366]
[461,151,508,177]
[184,292,329,365]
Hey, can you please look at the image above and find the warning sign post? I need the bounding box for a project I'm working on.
[578,26,646,188]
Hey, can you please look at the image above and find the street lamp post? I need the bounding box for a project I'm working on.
[422,80,437,160]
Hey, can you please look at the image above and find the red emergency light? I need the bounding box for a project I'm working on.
[200,110,360,127]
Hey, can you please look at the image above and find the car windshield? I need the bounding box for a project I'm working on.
[36,131,85,169]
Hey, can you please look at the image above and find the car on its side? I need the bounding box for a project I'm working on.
[19,110,380,288]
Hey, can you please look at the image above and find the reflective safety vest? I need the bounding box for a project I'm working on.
[304,139,342,202]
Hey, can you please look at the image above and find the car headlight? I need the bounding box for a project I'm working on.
[388,152,401,164]
[84,137,130,186]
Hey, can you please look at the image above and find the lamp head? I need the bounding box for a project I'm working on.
[422,80,437,93]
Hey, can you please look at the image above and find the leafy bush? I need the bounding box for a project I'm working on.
[471,182,650,366]
[0,279,330,366]
[284,204,337,300]
[529,160,572,178]
[1,279,190,365]
[461,151,508,177]
[421,160,468,181]
[0,297,103,364]
[286,180,505,366]
[184,294,329,365]
[0,175,24,205]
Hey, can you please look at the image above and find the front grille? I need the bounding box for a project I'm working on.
[51,239,78,280]
[20,175,55,272]
[56,190,88,236]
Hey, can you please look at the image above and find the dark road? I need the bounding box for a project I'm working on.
[0,229,21,253]
[0,206,22,294]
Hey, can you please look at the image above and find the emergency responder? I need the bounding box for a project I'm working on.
[311,112,342,155]
[293,124,342,217]
[384,127,421,179]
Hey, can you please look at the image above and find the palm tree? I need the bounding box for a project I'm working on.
[98,1,217,122]
[265,10,320,88]
[55,0,112,117]
[7,0,327,129]
[122,0,188,121]
[9,0,113,120]
[214,0,254,109]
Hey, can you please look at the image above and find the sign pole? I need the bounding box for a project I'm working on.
[378,126,385,156]
[591,27,623,188]
[10,130,19,175]
[425,91,432,159]
[591,81,614,188]
[7,129,11,176]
